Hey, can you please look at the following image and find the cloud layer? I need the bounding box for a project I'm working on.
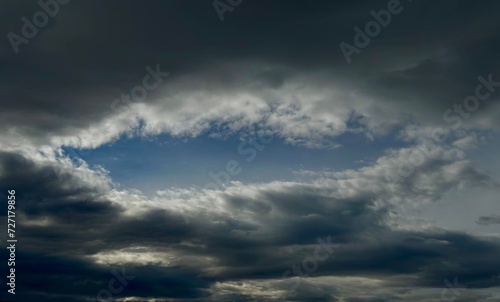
[1,0,500,301]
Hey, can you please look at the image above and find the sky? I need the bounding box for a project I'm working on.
[1,0,500,301]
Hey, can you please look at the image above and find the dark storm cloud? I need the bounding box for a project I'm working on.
[477,215,500,226]
[0,151,213,301]
[2,252,211,302]
[1,151,500,300]
[1,0,500,146]
[1,1,500,301]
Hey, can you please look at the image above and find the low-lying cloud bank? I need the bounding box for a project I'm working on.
[1,134,499,301]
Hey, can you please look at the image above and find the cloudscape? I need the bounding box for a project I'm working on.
[1,0,500,301]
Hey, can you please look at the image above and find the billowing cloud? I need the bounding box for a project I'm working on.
[1,0,500,301]
[1,135,499,301]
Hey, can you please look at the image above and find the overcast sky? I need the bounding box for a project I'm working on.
[1,0,500,301]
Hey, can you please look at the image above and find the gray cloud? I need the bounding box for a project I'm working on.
[477,215,500,226]
[0,144,498,301]
[1,1,500,301]
[0,1,500,149]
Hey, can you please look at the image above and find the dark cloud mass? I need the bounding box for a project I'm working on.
[1,0,500,301]
[1,0,500,145]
